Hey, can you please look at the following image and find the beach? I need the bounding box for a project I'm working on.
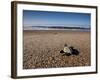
[23,30,91,69]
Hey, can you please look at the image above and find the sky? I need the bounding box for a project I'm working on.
[23,10,91,28]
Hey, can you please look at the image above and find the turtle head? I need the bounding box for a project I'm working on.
[64,44,68,47]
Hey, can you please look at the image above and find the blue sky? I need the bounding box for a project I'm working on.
[23,10,91,28]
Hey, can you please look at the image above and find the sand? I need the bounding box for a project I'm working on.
[23,30,91,69]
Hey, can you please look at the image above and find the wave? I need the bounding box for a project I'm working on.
[23,26,90,31]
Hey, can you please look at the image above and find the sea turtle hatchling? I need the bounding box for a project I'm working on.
[60,44,72,56]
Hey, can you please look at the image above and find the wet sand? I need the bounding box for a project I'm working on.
[23,30,91,69]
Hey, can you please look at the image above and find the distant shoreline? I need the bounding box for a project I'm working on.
[23,29,90,32]
[23,26,90,31]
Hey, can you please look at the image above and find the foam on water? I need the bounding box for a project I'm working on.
[24,26,90,32]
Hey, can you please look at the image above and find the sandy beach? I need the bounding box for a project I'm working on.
[23,30,91,69]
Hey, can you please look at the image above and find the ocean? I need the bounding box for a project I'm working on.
[23,26,90,32]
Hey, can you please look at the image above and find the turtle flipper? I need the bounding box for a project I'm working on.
[60,50,64,53]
